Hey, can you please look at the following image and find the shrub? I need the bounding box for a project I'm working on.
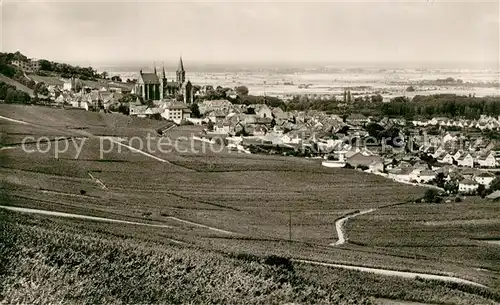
[80,189,86,195]
[263,255,294,272]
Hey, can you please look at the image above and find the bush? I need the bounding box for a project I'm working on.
[455,197,462,202]
[80,189,86,195]
[423,189,440,203]
[263,255,294,272]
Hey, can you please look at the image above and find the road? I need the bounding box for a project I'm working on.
[292,259,487,288]
[103,136,171,163]
[0,204,488,289]
[0,205,173,229]
[331,208,376,246]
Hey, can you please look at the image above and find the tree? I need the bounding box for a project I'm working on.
[435,172,446,188]
[489,177,500,192]
[477,184,488,198]
[111,75,122,82]
[423,189,440,203]
[444,180,458,194]
[190,103,201,118]
[100,71,108,79]
[4,88,17,103]
[235,85,249,96]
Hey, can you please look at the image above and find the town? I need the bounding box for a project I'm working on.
[2,1,500,304]
[2,52,500,201]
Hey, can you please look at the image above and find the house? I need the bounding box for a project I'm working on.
[206,109,228,123]
[477,152,497,168]
[199,99,233,115]
[418,170,437,183]
[347,152,383,168]
[474,172,495,188]
[346,113,369,126]
[161,101,191,124]
[253,124,268,136]
[367,160,384,173]
[387,167,413,182]
[458,179,479,193]
[457,153,474,168]
[437,153,454,164]
[252,104,273,119]
[213,121,231,134]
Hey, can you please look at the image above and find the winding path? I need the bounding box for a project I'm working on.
[0,115,30,125]
[292,259,487,288]
[166,216,236,235]
[0,205,173,229]
[331,208,377,246]
[103,137,171,163]
[0,205,488,289]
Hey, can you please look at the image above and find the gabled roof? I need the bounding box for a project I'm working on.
[476,172,495,178]
[139,72,160,84]
[419,170,436,177]
[347,113,368,121]
[460,178,478,185]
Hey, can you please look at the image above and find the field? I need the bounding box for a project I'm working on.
[1,104,499,303]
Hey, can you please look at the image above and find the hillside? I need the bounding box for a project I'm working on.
[1,104,499,304]
[0,74,36,98]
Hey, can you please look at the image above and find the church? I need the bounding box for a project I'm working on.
[135,57,193,104]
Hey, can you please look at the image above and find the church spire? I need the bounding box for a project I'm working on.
[162,62,166,79]
[177,56,184,72]
[153,61,157,74]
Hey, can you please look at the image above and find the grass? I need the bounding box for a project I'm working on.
[347,199,500,289]
[1,209,499,305]
[1,104,500,302]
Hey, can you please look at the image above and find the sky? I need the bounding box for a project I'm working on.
[1,0,499,68]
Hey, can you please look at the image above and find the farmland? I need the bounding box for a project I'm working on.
[1,104,500,303]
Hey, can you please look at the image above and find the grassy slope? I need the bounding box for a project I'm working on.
[347,201,500,289]
[0,209,498,305]
[1,104,499,302]
[0,74,36,97]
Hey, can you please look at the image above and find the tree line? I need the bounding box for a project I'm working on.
[382,94,500,119]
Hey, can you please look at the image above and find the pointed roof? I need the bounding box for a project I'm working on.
[162,62,166,78]
[177,56,185,72]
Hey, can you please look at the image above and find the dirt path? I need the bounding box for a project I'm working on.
[103,137,171,163]
[0,114,31,125]
[0,205,173,229]
[292,259,487,288]
[331,208,376,246]
[166,216,236,235]
[88,172,108,190]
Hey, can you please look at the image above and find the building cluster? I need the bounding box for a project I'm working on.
[128,57,194,123]
[185,97,499,195]
[412,115,500,131]
[11,58,40,73]
[36,76,133,111]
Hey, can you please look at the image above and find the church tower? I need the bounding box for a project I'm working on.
[160,63,167,100]
[176,56,185,84]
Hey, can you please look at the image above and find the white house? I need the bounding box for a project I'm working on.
[253,104,273,119]
[474,172,496,188]
[477,152,497,168]
[161,102,191,124]
[457,153,474,168]
[438,153,454,164]
[418,170,437,183]
[458,179,479,193]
